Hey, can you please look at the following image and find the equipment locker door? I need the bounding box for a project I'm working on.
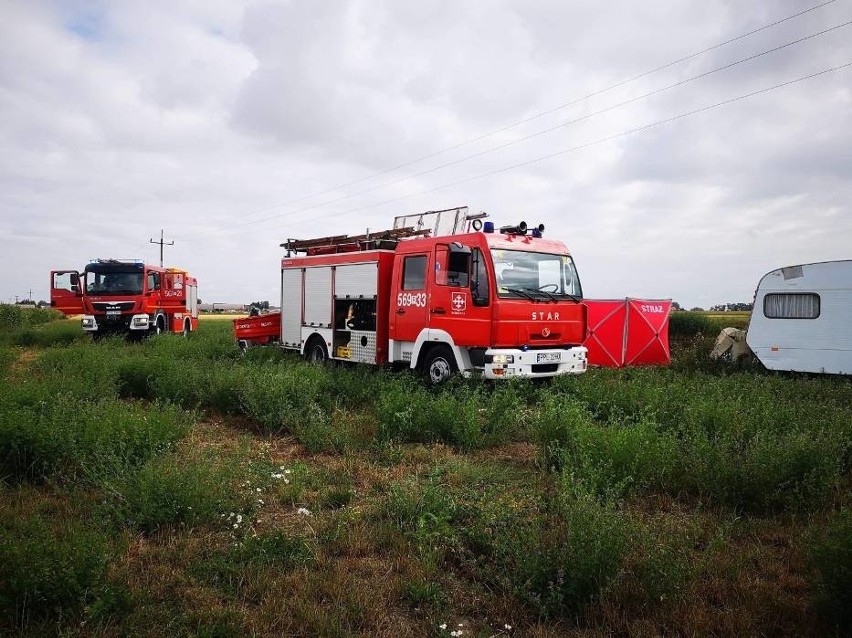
[390,252,430,343]
[50,270,84,315]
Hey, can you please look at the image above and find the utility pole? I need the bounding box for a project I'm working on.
[27,288,33,302]
[149,229,174,267]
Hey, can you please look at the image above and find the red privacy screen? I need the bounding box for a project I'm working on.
[582,299,671,368]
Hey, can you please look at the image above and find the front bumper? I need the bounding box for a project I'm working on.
[484,346,588,379]
[81,313,151,332]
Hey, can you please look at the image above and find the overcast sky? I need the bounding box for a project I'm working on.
[1,0,850,309]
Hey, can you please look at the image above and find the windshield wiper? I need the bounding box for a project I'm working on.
[558,292,582,304]
[503,287,536,301]
[522,287,558,303]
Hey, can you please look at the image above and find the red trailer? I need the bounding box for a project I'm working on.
[234,312,281,349]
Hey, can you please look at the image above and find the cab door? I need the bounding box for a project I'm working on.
[50,270,84,315]
[389,252,430,343]
[429,243,492,345]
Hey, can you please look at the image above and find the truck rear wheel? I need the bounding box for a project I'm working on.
[182,318,191,337]
[423,345,456,385]
[306,337,329,364]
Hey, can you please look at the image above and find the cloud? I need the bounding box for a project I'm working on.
[0,0,850,311]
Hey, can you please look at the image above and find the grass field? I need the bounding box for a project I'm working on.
[0,311,849,637]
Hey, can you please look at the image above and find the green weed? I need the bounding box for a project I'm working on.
[113,450,258,533]
[0,514,111,624]
[806,508,852,630]
[0,394,191,483]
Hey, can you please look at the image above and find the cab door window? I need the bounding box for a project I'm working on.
[53,272,79,292]
[435,245,470,287]
[402,255,427,290]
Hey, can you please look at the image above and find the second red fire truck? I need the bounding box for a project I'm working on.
[263,209,588,383]
[50,259,199,338]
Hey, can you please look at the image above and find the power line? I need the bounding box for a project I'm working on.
[189,18,852,238]
[174,0,837,241]
[276,61,852,233]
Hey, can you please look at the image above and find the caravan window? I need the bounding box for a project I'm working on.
[763,293,820,319]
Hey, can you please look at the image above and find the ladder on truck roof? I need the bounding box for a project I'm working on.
[281,206,488,256]
[393,206,486,236]
[281,226,429,256]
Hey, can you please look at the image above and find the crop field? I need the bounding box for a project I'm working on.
[0,307,849,637]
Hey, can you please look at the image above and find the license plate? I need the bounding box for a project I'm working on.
[537,352,561,363]
[106,311,121,317]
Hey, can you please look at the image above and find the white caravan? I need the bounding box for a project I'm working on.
[746,260,852,375]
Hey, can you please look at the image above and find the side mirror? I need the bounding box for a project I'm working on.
[69,273,79,286]
[472,284,489,306]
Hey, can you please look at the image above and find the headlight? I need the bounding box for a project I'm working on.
[132,315,149,327]
[81,317,94,327]
[486,354,514,364]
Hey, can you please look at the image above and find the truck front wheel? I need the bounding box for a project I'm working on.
[423,345,456,385]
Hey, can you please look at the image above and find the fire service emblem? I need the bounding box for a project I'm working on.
[451,292,467,313]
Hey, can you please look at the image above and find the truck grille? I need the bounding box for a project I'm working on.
[92,301,135,313]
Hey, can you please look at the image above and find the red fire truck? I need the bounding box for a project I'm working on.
[50,259,199,338]
[275,209,587,383]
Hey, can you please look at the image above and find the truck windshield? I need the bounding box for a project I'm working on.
[491,249,582,301]
[84,268,144,296]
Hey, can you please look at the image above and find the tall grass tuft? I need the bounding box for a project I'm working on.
[376,380,483,449]
[113,449,266,533]
[487,482,629,618]
[0,514,111,623]
[806,508,852,631]
[0,393,192,483]
[0,304,64,331]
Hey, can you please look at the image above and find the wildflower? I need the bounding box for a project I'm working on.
[236,514,243,524]
[439,624,447,630]
[233,523,239,529]
[505,624,512,630]
[256,487,262,492]
[297,507,312,516]
[257,499,264,505]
